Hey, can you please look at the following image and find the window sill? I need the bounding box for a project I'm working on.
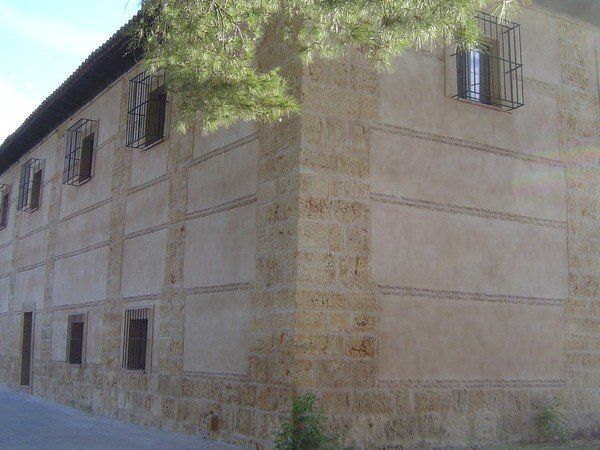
[17,206,40,214]
[454,97,513,114]
[122,368,148,374]
[140,137,166,151]
[63,177,92,188]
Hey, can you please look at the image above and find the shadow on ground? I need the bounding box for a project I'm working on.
[0,386,241,450]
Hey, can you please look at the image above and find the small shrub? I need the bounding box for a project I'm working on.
[275,393,337,450]
[537,402,570,442]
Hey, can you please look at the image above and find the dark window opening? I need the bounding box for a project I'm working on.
[64,118,97,186]
[67,314,85,364]
[30,169,42,210]
[123,308,150,371]
[0,184,10,229]
[20,312,33,386]
[126,69,168,149]
[457,45,493,105]
[18,158,43,212]
[145,85,167,147]
[453,11,524,110]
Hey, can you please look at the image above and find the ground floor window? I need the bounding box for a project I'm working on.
[67,314,86,364]
[123,308,151,371]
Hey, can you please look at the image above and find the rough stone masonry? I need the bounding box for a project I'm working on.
[0,3,600,449]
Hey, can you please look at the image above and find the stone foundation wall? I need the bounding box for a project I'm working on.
[0,4,599,450]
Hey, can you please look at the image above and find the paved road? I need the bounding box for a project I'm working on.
[0,387,242,450]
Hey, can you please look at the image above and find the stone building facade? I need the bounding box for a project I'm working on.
[1,3,600,448]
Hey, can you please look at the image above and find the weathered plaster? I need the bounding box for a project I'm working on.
[0,5,598,449]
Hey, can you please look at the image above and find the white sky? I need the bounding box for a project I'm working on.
[0,0,139,143]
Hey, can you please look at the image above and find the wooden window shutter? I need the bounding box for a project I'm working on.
[30,169,42,210]
[79,132,94,181]
[0,191,9,228]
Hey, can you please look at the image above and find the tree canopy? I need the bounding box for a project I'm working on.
[134,0,523,133]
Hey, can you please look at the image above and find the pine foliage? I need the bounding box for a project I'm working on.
[134,0,523,133]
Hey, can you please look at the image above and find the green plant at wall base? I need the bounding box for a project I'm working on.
[275,393,337,450]
[133,0,526,134]
[537,402,570,442]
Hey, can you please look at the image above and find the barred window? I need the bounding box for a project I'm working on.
[0,184,10,229]
[64,118,98,186]
[67,314,86,364]
[454,12,524,110]
[17,158,43,212]
[126,69,168,149]
[123,308,151,371]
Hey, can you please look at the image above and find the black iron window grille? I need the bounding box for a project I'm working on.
[123,308,150,371]
[64,118,98,185]
[453,11,524,110]
[0,184,10,229]
[17,158,44,212]
[126,69,168,149]
[67,314,85,364]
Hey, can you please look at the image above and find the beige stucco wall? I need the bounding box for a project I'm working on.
[181,124,258,377]
[122,230,167,298]
[0,277,9,313]
[53,247,109,306]
[371,131,568,221]
[370,5,576,388]
[55,203,111,254]
[0,3,599,449]
[183,290,251,375]
[379,295,565,381]
[373,203,568,297]
[183,204,256,288]
[0,243,13,276]
[14,267,45,311]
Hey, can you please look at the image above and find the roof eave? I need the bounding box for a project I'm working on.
[0,11,143,174]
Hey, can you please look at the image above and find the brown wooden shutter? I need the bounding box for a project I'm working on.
[30,169,42,210]
[79,133,94,181]
[479,45,492,105]
[0,192,9,228]
[456,51,467,100]
[144,85,167,147]
[18,164,30,210]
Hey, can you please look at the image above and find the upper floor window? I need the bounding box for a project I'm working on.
[17,158,43,212]
[64,118,98,186]
[454,12,524,110]
[0,184,10,229]
[126,69,168,149]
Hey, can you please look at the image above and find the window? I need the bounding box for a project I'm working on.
[67,314,86,364]
[17,158,43,212]
[123,308,151,370]
[64,118,98,185]
[126,69,168,149]
[454,12,524,110]
[0,184,10,229]
[457,44,495,105]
